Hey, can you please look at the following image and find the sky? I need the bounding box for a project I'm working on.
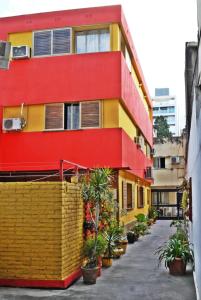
[0,0,198,133]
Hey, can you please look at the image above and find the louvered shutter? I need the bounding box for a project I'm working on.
[45,104,64,130]
[122,181,127,209]
[53,28,71,54]
[81,102,100,128]
[132,184,135,209]
[34,31,51,56]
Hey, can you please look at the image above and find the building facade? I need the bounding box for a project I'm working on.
[185,0,201,296]
[152,88,178,136]
[152,136,185,219]
[0,6,153,227]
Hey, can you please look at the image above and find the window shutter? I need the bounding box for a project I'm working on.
[53,28,71,54]
[132,184,135,209]
[45,104,64,130]
[122,181,127,209]
[34,31,51,56]
[81,102,100,128]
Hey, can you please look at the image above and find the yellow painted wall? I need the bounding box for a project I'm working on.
[110,24,121,51]
[118,170,150,226]
[0,182,83,282]
[119,103,137,140]
[3,105,45,132]
[8,32,32,48]
[102,99,119,128]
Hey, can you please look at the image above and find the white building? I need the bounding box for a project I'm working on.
[152,88,178,136]
[185,1,201,296]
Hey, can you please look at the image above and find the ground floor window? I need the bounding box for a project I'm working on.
[137,186,144,208]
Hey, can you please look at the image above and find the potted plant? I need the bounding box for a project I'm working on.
[82,234,107,284]
[148,207,158,223]
[127,230,138,243]
[155,237,194,275]
[81,168,113,283]
[133,222,148,236]
[102,221,122,267]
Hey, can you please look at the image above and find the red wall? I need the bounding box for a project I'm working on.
[0,128,150,177]
[0,52,121,106]
[121,55,153,146]
[0,52,152,146]
[0,5,121,39]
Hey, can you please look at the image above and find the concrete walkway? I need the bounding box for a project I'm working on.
[0,221,196,300]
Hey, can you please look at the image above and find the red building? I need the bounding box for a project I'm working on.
[0,5,153,225]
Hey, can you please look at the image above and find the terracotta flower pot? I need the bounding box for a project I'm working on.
[113,247,124,258]
[81,266,99,284]
[168,258,186,276]
[102,257,113,267]
[118,240,128,254]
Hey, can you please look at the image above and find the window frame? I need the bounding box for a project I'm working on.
[75,28,110,54]
[33,27,72,57]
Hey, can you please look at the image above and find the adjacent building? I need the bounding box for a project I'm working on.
[151,136,185,219]
[185,0,201,296]
[0,5,153,287]
[152,88,178,136]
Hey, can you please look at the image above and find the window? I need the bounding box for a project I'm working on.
[160,106,168,112]
[81,102,100,128]
[45,101,100,131]
[65,103,80,130]
[34,28,71,56]
[167,116,175,124]
[75,29,110,54]
[154,157,165,169]
[45,103,64,130]
[127,183,133,209]
[122,181,134,209]
[155,88,169,97]
[168,106,175,113]
[137,186,144,208]
[122,181,127,209]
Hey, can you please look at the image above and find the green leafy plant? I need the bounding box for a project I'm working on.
[103,221,123,258]
[133,222,148,236]
[148,207,158,219]
[82,168,113,268]
[135,213,147,223]
[155,238,194,269]
[83,234,107,268]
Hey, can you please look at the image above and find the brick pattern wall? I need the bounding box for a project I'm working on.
[0,182,83,281]
[61,182,83,279]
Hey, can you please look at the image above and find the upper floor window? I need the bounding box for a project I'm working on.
[75,29,110,54]
[154,157,165,169]
[45,101,100,131]
[33,28,71,57]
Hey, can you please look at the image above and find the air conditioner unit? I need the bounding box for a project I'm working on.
[12,46,30,59]
[171,156,180,164]
[145,167,152,179]
[3,118,23,131]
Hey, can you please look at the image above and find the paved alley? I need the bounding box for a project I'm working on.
[0,220,196,300]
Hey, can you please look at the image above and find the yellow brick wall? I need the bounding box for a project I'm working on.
[61,182,83,279]
[0,182,83,281]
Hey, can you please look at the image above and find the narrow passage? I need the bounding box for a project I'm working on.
[0,220,196,300]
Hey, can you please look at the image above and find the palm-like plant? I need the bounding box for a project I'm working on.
[155,238,194,269]
[82,168,113,267]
